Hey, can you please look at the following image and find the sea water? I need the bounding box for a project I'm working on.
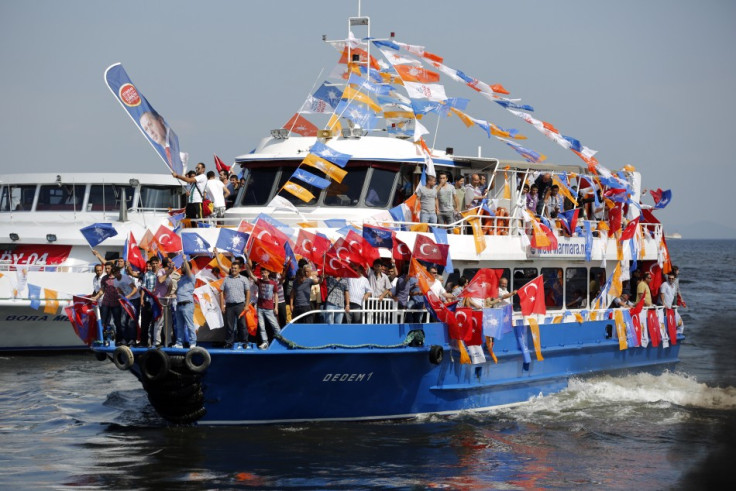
[1,239,734,489]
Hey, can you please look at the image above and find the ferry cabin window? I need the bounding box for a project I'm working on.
[565,267,588,309]
[512,268,538,311]
[324,168,368,206]
[240,168,279,206]
[365,168,395,208]
[541,268,563,309]
[36,184,85,211]
[139,186,182,210]
[589,267,606,304]
[87,185,135,212]
[0,185,36,212]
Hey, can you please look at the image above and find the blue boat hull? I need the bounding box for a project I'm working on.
[101,319,682,425]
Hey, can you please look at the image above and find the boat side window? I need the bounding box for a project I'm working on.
[541,267,563,309]
[36,184,85,211]
[0,185,36,212]
[275,167,319,206]
[324,168,368,206]
[87,185,134,212]
[364,168,395,208]
[565,267,588,309]
[392,169,416,207]
[138,185,182,210]
[589,267,606,304]
[239,168,280,206]
[512,267,538,311]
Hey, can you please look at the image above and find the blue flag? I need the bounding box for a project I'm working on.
[312,81,343,109]
[515,325,532,371]
[483,304,512,340]
[494,100,534,112]
[104,63,184,174]
[292,168,331,190]
[324,218,347,229]
[216,228,248,256]
[363,225,393,249]
[284,242,298,277]
[654,189,672,209]
[584,221,593,262]
[334,99,379,130]
[80,223,118,247]
[309,141,351,168]
[182,232,211,255]
[371,39,400,50]
[347,73,391,96]
[28,284,41,310]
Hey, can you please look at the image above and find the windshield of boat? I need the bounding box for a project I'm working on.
[87,184,135,212]
[0,184,36,212]
[237,162,400,207]
[36,184,85,211]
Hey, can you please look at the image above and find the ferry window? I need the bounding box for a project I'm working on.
[36,184,85,211]
[139,186,182,210]
[0,185,36,212]
[589,267,606,304]
[565,267,588,309]
[275,168,319,206]
[392,169,415,207]
[324,168,368,206]
[87,185,134,212]
[512,267,538,311]
[541,268,563,309]
[364,168,395,207]
[240,168,280,206]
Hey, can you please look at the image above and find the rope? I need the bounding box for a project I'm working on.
[274,329,425,350]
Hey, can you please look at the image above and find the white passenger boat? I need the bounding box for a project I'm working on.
[0,173,185,351]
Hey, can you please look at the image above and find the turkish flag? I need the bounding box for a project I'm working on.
[608,202,623,234]
[518,275,546,316]
[153,225,182,253]
[323,251,360,278]
[393,235,412,262]
[665,308,678,345]
[412,234,449,265]
[620,217,640,241]
[295,229,331,264]
[646,309,661,347]
[454,307,475,342]
[346,230,380,269]
[126,232,147,271]
[328,238,366,269]
[213,154,231,173]
[457,268,501,300]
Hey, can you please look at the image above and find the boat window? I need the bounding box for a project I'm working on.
[275,168,319,206]
[240,168,280,206]
[36,184,85,211]
[392,169,416,207]
[139,185,183,210]
[512,267,538,311]
[324,168,368,206]
[565,267,588,309]
[541,268,563,309]
[87,185,135,212]
[589,267,606,304]
[0,185,36,212]
[365,168,395,207]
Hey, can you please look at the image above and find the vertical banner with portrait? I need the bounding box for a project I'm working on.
[104,63,185,174]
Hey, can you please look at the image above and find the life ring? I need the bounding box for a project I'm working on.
[141,349,171,382]
[185,346,212,374]
[429,345,444,365]
[112,345,134,371]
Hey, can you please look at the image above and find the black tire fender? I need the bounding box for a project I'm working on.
[112,346,134,370]
[185,347,211,374]
[94,351,108,362]
[141,349,171,382]
[429,345,444,365]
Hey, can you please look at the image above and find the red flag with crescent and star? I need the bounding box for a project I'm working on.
[214,154,231,173]
[294,229,331,264]
[456,268,501,300]
[518,274,546,316]
[392,235,412,262]
[153,225,182,253]
[328,238,366,269]
[323,251,361,278]
[412,234,449,265]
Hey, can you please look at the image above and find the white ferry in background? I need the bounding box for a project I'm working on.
[0,173,185,351]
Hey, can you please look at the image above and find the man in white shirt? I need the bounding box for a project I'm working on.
[368,259,392,300]
[347,265,372,323]
[205,170,230,221]
[659,273,677,308]
[172,162,208,223]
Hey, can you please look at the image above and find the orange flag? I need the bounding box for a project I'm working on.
[283,181,316,203]
[43,288,59,314]
[302,154,347,183]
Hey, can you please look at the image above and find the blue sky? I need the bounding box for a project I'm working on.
[1,0,735,237]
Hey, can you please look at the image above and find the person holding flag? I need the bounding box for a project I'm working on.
[172,162,208,224]
[173,256,196,349]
